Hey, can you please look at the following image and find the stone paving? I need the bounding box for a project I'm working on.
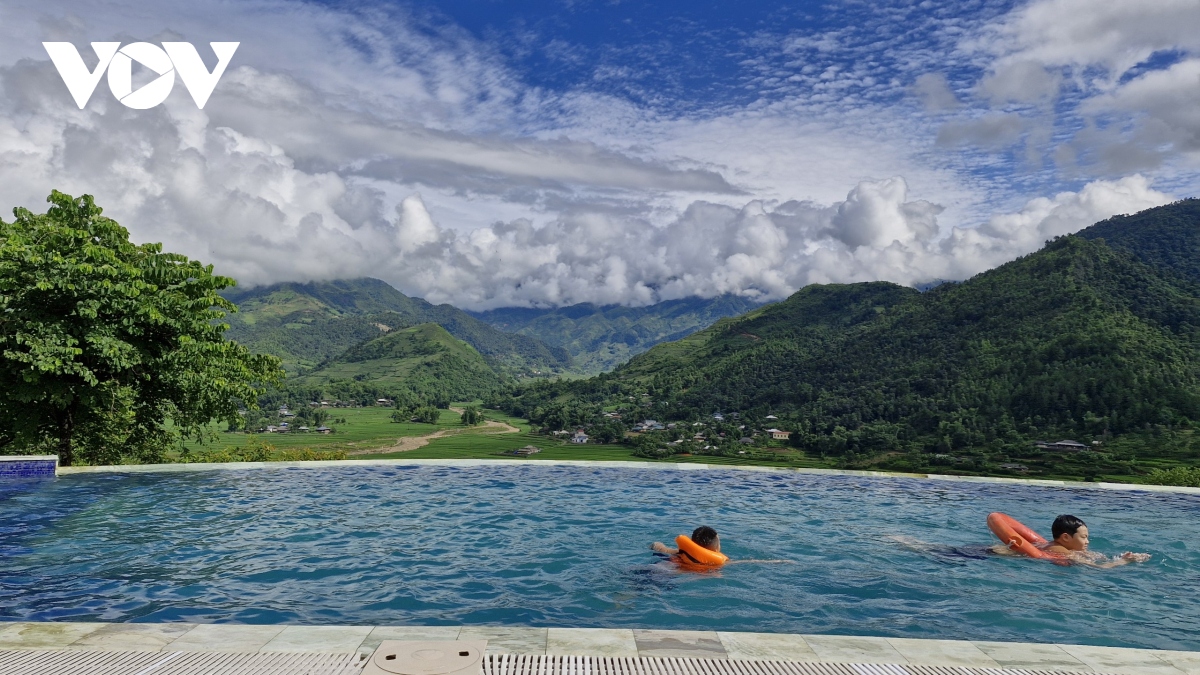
[0,623,1196,674]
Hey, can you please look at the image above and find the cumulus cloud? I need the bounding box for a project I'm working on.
[0,0,1185,313]
[968,0,1200,174]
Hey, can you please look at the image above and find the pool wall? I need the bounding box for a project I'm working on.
[0,455,57,479]
[53,457,1200,495]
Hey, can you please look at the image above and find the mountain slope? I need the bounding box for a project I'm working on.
[472,294,763,373]
[1078,198,1200,287]
[496,200,1200,472]
[221,278,571,375]
[291,323,507,401]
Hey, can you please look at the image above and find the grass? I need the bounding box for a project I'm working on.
[180,406,467,456]
[177,407,1194,484]
[178,405,839,467]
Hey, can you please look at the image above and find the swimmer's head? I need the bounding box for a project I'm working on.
[692,526,720,552]
[1051,515,1089,551]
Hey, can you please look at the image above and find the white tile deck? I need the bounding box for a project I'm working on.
[0,621,1194,675]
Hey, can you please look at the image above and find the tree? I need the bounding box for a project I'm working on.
[414,406,441,424]
[460,406,483,426]
[0,191,284,465]
[311,409,330,427]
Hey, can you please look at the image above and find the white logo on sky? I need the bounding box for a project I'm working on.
[42,42,239,110]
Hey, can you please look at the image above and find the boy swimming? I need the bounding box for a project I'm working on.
[1034,514,1150,567]
[651,526,792,566]
[893,513,1151,568]
[651,526,721,561]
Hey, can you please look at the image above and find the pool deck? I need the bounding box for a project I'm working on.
[0,622,1196,674]
[54,458,1200,495]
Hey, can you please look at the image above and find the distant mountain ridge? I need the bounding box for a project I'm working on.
[471,294,764,373]
[493,199,1200,476]
[221,278,571,376]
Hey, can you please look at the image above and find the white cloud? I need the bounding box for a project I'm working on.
[912,73,960,112]
[0,0,1186,314]
[966,0,1200,176]
[978,60,1062,103]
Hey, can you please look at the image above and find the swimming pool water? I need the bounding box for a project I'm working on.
[1,465,1197,649]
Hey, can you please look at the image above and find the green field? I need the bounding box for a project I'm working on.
[179,405,840,468]
[181,406,468,455]
[177,405,1189,483]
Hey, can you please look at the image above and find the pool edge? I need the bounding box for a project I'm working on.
[0,621,1194,673]
[53,458,1200,495]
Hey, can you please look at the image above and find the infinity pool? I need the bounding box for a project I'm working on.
[1,464,1197,650]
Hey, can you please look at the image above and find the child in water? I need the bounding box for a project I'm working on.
[1030,514,1150,567]
[651,526,792,565]
[892,514,1151,567]
[651,525,721,561]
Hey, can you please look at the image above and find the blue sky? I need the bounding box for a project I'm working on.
[0,0,1196,308]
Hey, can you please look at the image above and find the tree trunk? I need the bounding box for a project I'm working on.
[57,408,74,467]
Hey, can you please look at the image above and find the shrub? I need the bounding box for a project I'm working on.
[1144,466,1200,488]
[178,438,347,463]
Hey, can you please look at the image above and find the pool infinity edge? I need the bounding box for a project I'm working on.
[50,458,1200,495]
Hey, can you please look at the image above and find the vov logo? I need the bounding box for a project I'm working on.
[43,42,239,110]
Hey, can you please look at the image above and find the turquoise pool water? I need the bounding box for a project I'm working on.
[1,465,1197,649]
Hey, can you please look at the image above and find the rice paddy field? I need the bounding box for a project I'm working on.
[177,406,819,468]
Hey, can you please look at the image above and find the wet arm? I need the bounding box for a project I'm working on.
[650,542,677,555]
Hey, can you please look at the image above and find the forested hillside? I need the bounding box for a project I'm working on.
[222,278,571,376]
[471,294,763,373]
[1078,198,1200,287]
[491,200,1200,479]
[290,323,507,403]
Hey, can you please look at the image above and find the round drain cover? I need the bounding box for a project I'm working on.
[372,641,485,675]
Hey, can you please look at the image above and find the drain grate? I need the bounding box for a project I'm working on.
[0,650,1092,675]
[480,655,1069,675]
[0,649,363,674]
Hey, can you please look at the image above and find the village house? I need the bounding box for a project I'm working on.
[765,428,791,441]
[571,430,589,444]
[1035,440,1088,452]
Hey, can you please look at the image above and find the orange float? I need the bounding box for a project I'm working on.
[674,534,729,567]
[987,512,1066,562]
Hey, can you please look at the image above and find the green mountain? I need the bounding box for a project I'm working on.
[290,323,507,402]
[221,278,571,376]
[471,294,763,373]
[495,200,1200,476]
[1078,197,1200,287]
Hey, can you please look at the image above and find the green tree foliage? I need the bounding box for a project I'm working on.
[460,406,483,425]
[413,406,441,424]
[310,409,330,427]
[0,191,284,465]
[292,323,509,403]
[1145,465,1200,487]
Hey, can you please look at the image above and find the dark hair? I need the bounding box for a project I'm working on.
[1052,515,1086,539]
[692,526,718,548]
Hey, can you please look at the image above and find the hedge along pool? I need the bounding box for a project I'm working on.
[1,464,1198,650]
